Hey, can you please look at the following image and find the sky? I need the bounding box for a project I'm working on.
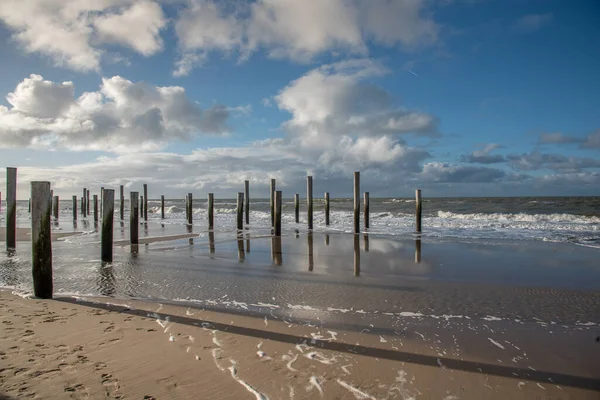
[0,0,599,199]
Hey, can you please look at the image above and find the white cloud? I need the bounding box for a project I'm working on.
[0,0,166,72]
[0,74,231,153]
[173,0,439,75]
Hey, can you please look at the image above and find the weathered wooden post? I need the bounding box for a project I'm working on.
[130,192,139,245]
[324,192,330,226]
[270,179,276,227]
[354,234,360,277]
[272,236,282,266]
[141,195,145,220]
[86,189,90,216]
[187,193,193,225]
[307,176,313,230]
[274,190,282,236]
[364,233,370,252]
[364,192,370,229]
[101,189,114,262]
[81,188,86,217]
[353,172,360,234]
[6,167,17,249]
[244,180,250,225]
[72,196,77,221]
[119,185,124,220]
[100,187,104,216]
[207,193,214,230]
[416,189,422,233]
[31,181,53,298]
[161,195,165,219]
[28,198,30,213]
[53,196,59,220]
[209,230,215,254]
[93,195,98,223]
[236,192,244,230]
[294,194,299,223]
[143,184,148,221]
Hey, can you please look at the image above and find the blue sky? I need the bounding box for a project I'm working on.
[0,0,599,198]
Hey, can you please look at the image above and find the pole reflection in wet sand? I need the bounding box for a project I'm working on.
[415,239,422,264]
[354,234,360,277]
[237,234,245,262]
[271,236,282,266]
[209,230,215,254]
[308,233,314,272]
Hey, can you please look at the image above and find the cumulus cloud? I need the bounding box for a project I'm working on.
[0,0,167,72]
[538,130,600,150]
[275,59,438,149]
[506,151,600,173]
[173,0,439,75]
[420,162,506,183]
[460,143,505,164]
[0,74,231,152]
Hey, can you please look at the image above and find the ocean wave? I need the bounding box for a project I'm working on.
[437,211,600,225]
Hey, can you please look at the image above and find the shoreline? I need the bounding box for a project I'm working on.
[1,289,599,399]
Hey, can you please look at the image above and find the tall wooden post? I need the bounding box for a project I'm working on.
[28,198,30,213]
[274,190,282,236]
[31,181,53,298]
[187,193,193,225]
[236,192,244,230]
[130,192,139,245]
[6,167,17,249]
[324,192,330,226]
[307,176,313,230]
[119,185,124,221]
[143,184,148,221]
[53,196,59,220]
[353,172,360,234]
[270,179,276,227]
[101,189,114,262]
[244,180,250,225]
[208,193,214,230]
[294,194,299,223]
[81,188,86,217]
[100,187,104,216]
[364,192,370,229]
[416,189,422,233]
[86,189,90,216]
[72,196,77,221]
[161,195,165,219]
[93,195,98,223]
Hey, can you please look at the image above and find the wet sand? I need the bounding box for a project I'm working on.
[0,227,81,242]
[1,290,599,399]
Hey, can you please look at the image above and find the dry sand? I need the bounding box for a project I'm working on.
[1,290,598,399]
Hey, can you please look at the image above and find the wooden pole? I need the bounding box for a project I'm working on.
[86,189,90,216]
[101,189,114,262]
[119,185,124,221]
[209,230,215,254]
[270,179,276,227]
[294,193,299,223]
[364,192,370,229]
[307,176,313,230]
[100,187,104,216]
[130,192,139,245]
[6,167,17,249]
[187,193,193,225]
[244,180,250,225]
[274,190,282,236]
[28,198,30,213]
[81,188,86,217]
[143,184,148,221]
[236,192,244,230]
[93,195,98,223]
[160,195,165,219]
[140,195,144,221]
[416,189,422,233]
[324,192,330,226]
[72,196,77,220]
[207,193,214,230]
[353,171,360,234]
[53,196,59,220]
[31,181,53,298]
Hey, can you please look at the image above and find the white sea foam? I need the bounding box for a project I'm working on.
[336,379,376,400]
[488,338,505,350]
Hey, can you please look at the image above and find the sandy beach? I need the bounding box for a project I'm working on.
[1,289,599,399]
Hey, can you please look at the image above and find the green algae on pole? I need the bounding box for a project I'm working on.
[130,192,139,245]
[307,176,313,230]
[274,190,282,236]
[31,181,53,298]
[208,193,214,230]
[324,192,330,226]
[6,167,17,249]
[101,189,115,262]
[353,171,360,234]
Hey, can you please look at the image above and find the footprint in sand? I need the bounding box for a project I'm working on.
[64,383,89,400]
[101,373,121,399]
